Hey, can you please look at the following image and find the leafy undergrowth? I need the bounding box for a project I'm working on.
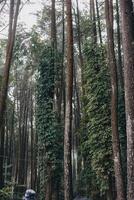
[0,186,12,200]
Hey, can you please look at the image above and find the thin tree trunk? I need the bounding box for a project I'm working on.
[119,0,134,199]
[9,101,15,181]
[18,78,29,185]
[76,0,83,68]
[30,89,35,189]
[90,0,97,44]
[116,0,124,89]
[116,0,127,192]
[51,0,57,50]
[95,0,103,44]
[90,0,98,72]
[0,124,5,188]
[72,63,80,191]
[0,0,20,187]
[0,0,20,133]
[0,0,14,188]
[51,0,58,116]
[45,165,52,200]
[62,0,66,119]
[75,1,86,191]
[24,93,29,185]
[64,0,74,199]
[51,1,62,199]
[105,0,125,199]
[75,2,82,186]
[75,0,82,129]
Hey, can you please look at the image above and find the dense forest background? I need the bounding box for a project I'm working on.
[0,0,134,200]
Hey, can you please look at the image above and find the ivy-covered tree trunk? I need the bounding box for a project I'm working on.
[119,0,134,199]
[51,1,64,199]
[64,0,73,199]
[105,0,125,199]
[36,44,63,200]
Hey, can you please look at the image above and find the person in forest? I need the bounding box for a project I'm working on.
[23,189,36,200]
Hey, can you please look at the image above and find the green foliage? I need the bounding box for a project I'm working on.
[0,186,12,200]
[79,42,113,199]
[36,45,63,200]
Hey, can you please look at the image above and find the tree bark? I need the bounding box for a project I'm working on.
[51,0,57,50]
[75,1,82,186]
[0,0,20,133]
[90,0,97,45]
[0,124,5,188]
[95,0,103,44]
[61,0,66,119]
[0,1,20,186]
[64,0,74,199]
[17,76,29,185]
[0,0,20,189]
[105,0,125,199]
[116,0,124,89]
[30,88,36,189]
[119,0,134,199]
[76,0,83,68]
[45,165,52,200]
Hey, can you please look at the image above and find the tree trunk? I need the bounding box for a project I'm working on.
[17,77,29,185]
[0,0,20,187]
[62,0,66,119]
[95,0,103,44]
[51,0,58,115]
[75,1,83,188]
[0,0,20,134]
[105,0,125,200]
[90,0,97,44]
[51,0,57,50]
[116,0,124,89]
[30,88,36,189]
[0,124,5,188]
[119,0,134,199]
[45,165,52,200]
[76,0,83,68]
[64,0,74,199]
